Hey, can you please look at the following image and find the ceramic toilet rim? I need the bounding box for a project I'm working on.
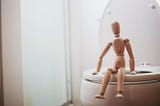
[82,66,160,83]
[83,73,160,83]
[84,78,160,85]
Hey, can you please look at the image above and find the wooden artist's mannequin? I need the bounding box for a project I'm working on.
[93,21,136,99]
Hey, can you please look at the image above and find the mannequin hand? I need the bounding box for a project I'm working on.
[92,71,98,75]
[130,71,136,75]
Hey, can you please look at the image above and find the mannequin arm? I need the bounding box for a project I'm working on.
[124,39,135,72]
[93,42,112,75]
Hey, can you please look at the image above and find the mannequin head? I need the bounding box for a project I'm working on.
[111,21,120,37]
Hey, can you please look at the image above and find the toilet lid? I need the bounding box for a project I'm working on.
[99,0,160,67]
[82,66,160,84]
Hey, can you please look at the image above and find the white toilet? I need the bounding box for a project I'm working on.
[80,66,160,106]
[80,0,160,105]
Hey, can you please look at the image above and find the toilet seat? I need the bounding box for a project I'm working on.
[82,66,160,84]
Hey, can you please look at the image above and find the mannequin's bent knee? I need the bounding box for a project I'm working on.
[108,68,118,74]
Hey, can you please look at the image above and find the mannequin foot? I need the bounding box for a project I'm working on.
[130,71,136,75]
[115,93,123,98]
[95,94,105,99]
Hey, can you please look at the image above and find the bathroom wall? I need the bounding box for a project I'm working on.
[2,0,70,105]
[68,0,110,105]
[69,0,160,105]
[1,0,23,106]
[81,0,111,69]
[68,0,82,105]
[21,0,68,106]
[156,0,160,5]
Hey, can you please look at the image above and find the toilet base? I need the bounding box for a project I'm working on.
[80,79,160,106]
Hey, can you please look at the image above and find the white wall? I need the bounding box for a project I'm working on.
[81,0,110,69]
[68,0,109,105]
[68,0,82,105]
[21,0,68,106]
[156,0,160,5]
[1,0,23,106]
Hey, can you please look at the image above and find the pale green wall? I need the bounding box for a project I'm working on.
[21,0,67,106]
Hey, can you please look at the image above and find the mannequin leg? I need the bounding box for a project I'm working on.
[95,69,112,99]
[116,67,125,98]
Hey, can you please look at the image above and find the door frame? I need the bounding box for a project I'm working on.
[0,0,4,105]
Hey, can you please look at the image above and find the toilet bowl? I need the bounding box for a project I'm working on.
[80,66,160,106]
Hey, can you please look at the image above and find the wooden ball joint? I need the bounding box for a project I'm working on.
[93,21,136,99]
